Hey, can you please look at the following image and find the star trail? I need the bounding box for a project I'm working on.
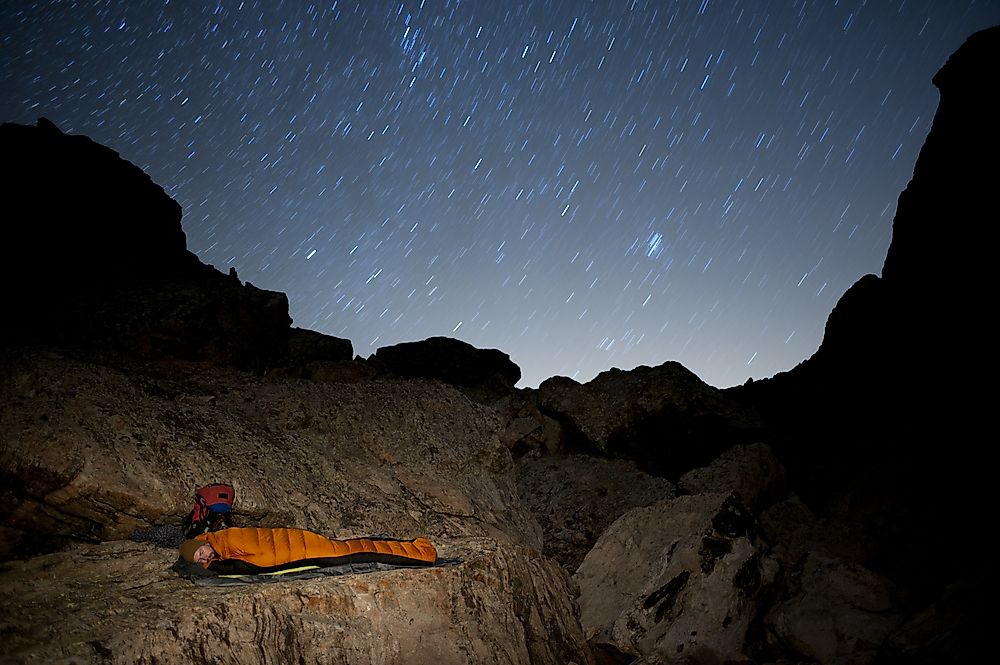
[3,1,998,387]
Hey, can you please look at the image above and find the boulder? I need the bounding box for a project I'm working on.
[757,495,876,569]
[763,553,904,665]
[537,362,763,477]
[574,493,777,664]
[883,573,991,665]
[373,336,521,403]
[0,537,595,665]
[497,390,566,456]
[286,327,354,365]
[677,443,785,514]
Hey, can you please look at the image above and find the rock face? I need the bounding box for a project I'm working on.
[727,26,1000,449]
[732,26,1000,418]
[536,362,763,477]
[0,349,538,557]
[880,27,998,296]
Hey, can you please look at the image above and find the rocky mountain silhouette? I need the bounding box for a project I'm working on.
[726,23,997,636]
[2,25,995,665]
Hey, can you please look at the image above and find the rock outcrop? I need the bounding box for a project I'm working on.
[372,336,522,403]
[286,327,354,366]
[2,117,187,280]
[535,362,763,477]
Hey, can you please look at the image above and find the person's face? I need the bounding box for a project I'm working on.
[194,544,216,564]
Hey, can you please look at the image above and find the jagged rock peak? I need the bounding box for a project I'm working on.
[881,25,1000,289]
[536,360,763,476]
[1,118,301,368]
[1,117,188,279]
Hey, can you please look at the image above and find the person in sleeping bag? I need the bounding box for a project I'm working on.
[178,527,438,574]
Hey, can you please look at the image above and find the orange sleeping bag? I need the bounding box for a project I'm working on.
[196,527,437,569]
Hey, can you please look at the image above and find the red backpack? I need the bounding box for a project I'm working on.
[183,483,235,538]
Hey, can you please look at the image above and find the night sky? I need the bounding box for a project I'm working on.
[3,2,998,388]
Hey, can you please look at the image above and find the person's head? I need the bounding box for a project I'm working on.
[179,539,217,565]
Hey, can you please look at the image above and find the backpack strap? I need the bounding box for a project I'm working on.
[192,493,210,524]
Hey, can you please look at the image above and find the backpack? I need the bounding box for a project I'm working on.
[182,483,236,538]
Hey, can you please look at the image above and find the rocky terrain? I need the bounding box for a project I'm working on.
[2,25,995,665]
